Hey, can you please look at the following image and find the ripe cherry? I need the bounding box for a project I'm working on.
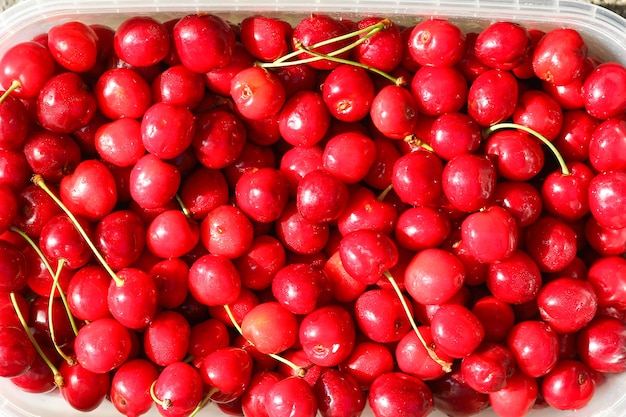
[369,372,434,417]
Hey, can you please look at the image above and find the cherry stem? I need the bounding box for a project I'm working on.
[266,18,389,67]
[10,292,64,387]
[31,174,124,287]
[0,79,21,104]
[222,304,306,377]
[45,259,78,366]
[377,184,394,202]
[484,122,570,176]
[175,194,192,219]
[404,134,434,153]
[149,380,171,410]
[189,388,217,417]
[10,226,80,336]
[298,43,403,85]
[383,270,453,373]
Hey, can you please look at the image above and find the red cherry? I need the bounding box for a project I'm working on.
[114,16,170,67]
[0,41,55,99]
[60,159,117,222]
[532,28,588,85]
[110,359,160,417]
[47,21,99,72]
[241,301,298,354]
[369,372,434,417]
[408,19,466,67]
[173,13,235,73]
[74,317,133,374]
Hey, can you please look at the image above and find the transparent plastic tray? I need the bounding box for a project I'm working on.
[0,0,625,416]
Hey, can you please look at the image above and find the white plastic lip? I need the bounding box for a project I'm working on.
[0,0,625,62]
[0,0,625,416]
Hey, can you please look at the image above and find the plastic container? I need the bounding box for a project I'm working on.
[0,0,625,416]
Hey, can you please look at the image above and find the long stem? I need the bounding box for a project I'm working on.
[268,18,389,66]
[31,175,124,286]
[11,226,80,336]
[0,79,21,103]
[222,304,306,377]
[484,122,570,176]
[10,292,64,387]
[383,270,452,372]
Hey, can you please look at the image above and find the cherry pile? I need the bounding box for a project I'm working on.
[0,9,625,417]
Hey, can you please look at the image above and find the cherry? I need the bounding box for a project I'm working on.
[67,265,112,321]
[107,267,158,330]
[114,16,170,67]
[152,64,205,109]
[0,325,36,378]
[36,71,97,134]
[59,362,111,412]
[405,248,465,305]
[323,251,368,303]
[271,263,331,315]
[144,310,190,367]
[408,18,466,68]
[188,253,241,307]
[0,239,28,293]
[0,87,30,150]
[39,213,93,270]
[200,347,253,403]
[590,117,626,173]
[95,209,145,270]
[322,131,377,184]
[442,153,497,212]
[370,85,419,140]
[430,304,485,358]
[474,21,530,70]
[467,68,519,126]
[146,209,200,259]
[391,149,444,207]
[0,41,56,99]
[513,89,564,141]
[173,13,235,73]
[74,317,133,374]
[129,153,180,209]
[110,359,160,417]
[322,65,375,122]
[296,169,349,224]
[47,21,99,72]
[337,186,398,236]
[588,169,626,230]
[290,14,351,71]
[461,205,518,264]
[484,129,545,182]
[395,326,453,381]
[23,129,81,183]
[141,102,196,160]
[488,370,538,417]
[231,66,286,121]
[428,367,490,416]
[532,27,588,85]
[276,201,329,255]
[95,118,146,167]
[235,167,289,224]
[524,215,578,273]
[541,359,595,410]
[241,371,282,417]
[582,62,626,120]
[339,229,398,285]
[506,320,560,378]
[487,249,542,305]
[460,342,516,393]
[95,68,152,120]
[240,16,292,62]
[192,108,247,169]
[279,90,330,147]
[429,112,481,160]
[313,368,366,417]
[577,316,626,373]
[299,304,356,367]
[411,66,467,117]
[355,287,414,344]
[265,376,319,417]
[586,255,626,310]
[152,361,204,417]
[369,372,434,417]
[241,301,298,355]
[339,341,395,390]
[537,277,598,334]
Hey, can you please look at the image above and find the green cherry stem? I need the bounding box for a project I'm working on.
[484,122,570,176]
[267,18,390,67]
[222,304,306,377]
[404,134,434,153]
[10,292,64,388]
[383,270,453,373]
[189,388,218,417]
[32,174,124,287]
[175,194,192,219]
[10,226,80,336]
[0,79,21,104]
[47,259,77,365]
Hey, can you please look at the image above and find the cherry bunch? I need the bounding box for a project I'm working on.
[0,9,625,417]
